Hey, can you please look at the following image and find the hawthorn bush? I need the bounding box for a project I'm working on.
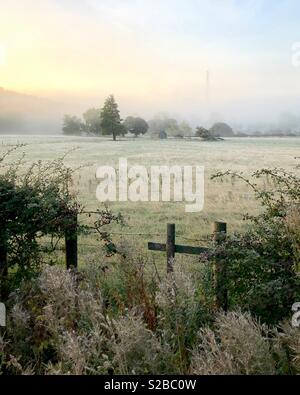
[0,146,81,290]
[210,166,300,324]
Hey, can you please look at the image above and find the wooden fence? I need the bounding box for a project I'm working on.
[148,221,228,310]
[64,217,229,310]
[0,213,228,310]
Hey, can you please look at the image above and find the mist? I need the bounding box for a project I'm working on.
[1,86,300,135]
[1,0,300,134]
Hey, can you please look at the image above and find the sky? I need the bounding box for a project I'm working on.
[0,0,300,124]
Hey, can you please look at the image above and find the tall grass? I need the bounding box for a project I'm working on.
[1,261,299,375]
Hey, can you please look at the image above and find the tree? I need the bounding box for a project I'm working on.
[62,115,83,136]
[148,115,192,138]
[148,115,175,134]
[0,113,24,134]
[210,122,234,137]
[195,126,218,141]
[169,121,193,138]
[123,116,135,135]
[100,95,123,141]
[123,116,149,137]
[83,108,101,136]
[148,116,179,137]
[179,121,193,137]
[164,118,179,137]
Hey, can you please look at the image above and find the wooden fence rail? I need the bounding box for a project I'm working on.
[0,214,228,311]
[148,221,228,310]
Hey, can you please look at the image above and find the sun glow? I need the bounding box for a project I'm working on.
[0,0,300,121]
[0,44,6,66]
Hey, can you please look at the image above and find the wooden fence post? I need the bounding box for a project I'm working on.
[167,224,175,273]
[0,244,7,277]
[65,213,78,270]
[213,221,228,311]
[0,244,7,300]
[0,231,8,300]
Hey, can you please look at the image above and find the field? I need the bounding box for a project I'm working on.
[0,135,299,268]
[1,134,299,376]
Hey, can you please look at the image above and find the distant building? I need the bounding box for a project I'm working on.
[159,130,168,140]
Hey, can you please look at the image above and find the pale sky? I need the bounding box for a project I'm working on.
[0,0,300,122]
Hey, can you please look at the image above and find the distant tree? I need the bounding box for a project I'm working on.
[165,119,180,137]
[148,116,173,134]
[235,131,249,137]
[123,116,149,137]
[148,116,192,138]
[83,108,101,135]
[148,114,168,134]
[195,126,218,141]
[179,121,193,137]
[171,121,193,138]
[210,122,234,137]
[253,131,263,137]
[0,113,24,133]
[148,116,178,137]
[120,123,127,137]
[62,115,83,136]
[123,116,135,134]
[100,95,123,141]
[148,118,164,134]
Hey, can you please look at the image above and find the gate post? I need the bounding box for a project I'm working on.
[213,221,228,311]
[65,212,78,270]
[167,224,175,273]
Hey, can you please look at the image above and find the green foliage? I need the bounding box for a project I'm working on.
[210,166,300,324]
[0,146,81,286]
[1,264,299,375]
[155,268,213,373]
[164,119,181,137]
[62,115,84,136]
[83,108,102,136]
[123,116,149,137]
[0,141,299,375]
[195,126,218,141]
[148,115,192,138]
[178,121,192,137]
[210,122,234,137]
[92,207,125,257]
[1,265,177,375]
[100,95,123,141]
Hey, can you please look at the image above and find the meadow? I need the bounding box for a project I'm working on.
[1,134,299,375]
[0,135,299,269]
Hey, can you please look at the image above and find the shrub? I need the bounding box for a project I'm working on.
[190,311,276,375]
[155,265,213,373]
[105,310,177,375]
[195,126,218,141]
[2,265,176,375]
[272,321,300,375]
[0,146,81,288]
[1,263,299,375]
[210,166,300,324]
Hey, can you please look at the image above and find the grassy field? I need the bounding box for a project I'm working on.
[1,135,299,268]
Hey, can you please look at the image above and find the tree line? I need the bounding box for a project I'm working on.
[62,94,234,141]
[63,95,148,141]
